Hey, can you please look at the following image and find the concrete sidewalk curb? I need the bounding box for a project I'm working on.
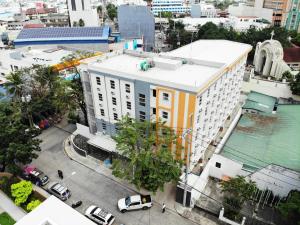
[0,190,26,221]
[63,136,217,225]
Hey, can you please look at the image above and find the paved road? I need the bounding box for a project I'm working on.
[33,124,195,225]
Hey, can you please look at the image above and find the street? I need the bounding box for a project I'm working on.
[33,124,195,225]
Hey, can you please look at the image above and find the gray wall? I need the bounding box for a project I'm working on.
[118,5,155,51]
[134,80,150,122]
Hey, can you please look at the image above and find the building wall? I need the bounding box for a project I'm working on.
[151,0,190,15]
[228,5,273,22]
[285,0,300,31]
[262,0,289,26]
[117,5,155,51]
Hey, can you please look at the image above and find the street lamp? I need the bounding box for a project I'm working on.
[21,94,34,128]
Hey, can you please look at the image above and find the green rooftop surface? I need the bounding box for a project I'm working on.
[221,105,300,172]
[243,91,277,113]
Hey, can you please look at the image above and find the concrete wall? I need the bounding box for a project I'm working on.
[134,80,151,122]
[118,5,155,51]
[228,5,273,22]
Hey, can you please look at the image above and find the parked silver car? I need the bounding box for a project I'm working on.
[47,182,71,201]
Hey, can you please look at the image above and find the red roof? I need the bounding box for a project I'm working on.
[23,24,46,29]
[283,47,300,63]
[25,7,57,15]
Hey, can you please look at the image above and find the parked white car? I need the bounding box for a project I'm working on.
[118,195,152,213]
[85,205,115,225]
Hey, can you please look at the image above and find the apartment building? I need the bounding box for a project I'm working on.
[285,0,300,31]
[151,0,190,15]
[79,40,252,166]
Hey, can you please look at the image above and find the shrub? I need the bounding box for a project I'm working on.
[26,199,41,211]
[11,180,33,206]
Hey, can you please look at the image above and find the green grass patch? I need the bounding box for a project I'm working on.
[0,212,16,225]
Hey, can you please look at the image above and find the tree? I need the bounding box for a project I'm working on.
[27,199,41,211]
[78,18,85,27]
[112,116,183,193]
[106,3,117,21]
[0,102,41,173]
[290,72,300,95]
[281,70,293,82]
[97,5,102,14]
[11,180,33,206]
[160,11,172,19]
[220,176,256,220]
[277,191,300,225]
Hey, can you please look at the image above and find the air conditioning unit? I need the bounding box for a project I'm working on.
[113,108,116,111]
[126,95,130,99]
[111,92,115,95]
[102,130,106,135]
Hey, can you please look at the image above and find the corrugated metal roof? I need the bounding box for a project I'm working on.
[15,26,110,42]
[243,91,277,113]
[222,105,300,172]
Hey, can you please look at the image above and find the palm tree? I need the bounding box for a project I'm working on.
[5,70,24,102]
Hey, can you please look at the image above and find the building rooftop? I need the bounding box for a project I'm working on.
[283,47,300,63]
[15,26,110,42]
[88,40,251,93]
[15,196,96,225]
[221,104,300,172]
[243,91,277,113]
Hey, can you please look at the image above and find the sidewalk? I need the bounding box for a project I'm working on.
[63,137,219,225]
[0,190,26,221]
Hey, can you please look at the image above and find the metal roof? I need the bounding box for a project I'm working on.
[222,105,300,172]
[243,91,277,113]
[15,26,110,42]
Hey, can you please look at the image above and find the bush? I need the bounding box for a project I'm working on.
[11,180,33,206]
[27,199,41,211]
[0,176,20,198]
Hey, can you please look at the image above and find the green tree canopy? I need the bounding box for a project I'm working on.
[0,102,41,173]
[27,199,41,211]
[290,72,300,95]
[78,18,85,27]
[220,176,256,220]
[11,180,33,206]
[112,116,183,192]
[277,191,300,225]
[106,3,117,21]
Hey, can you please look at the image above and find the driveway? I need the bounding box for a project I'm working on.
[33,124,195,225]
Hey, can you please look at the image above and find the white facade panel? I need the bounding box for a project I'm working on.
[119,80,136,118]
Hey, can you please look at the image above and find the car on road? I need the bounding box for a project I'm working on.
[118,194,152,213]
[85,205,115,225]
[47,182,71,201]
[22,165,49,186]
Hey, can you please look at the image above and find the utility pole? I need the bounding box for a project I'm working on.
[182,113,193,207]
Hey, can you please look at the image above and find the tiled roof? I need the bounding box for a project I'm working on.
[283,47,300,63]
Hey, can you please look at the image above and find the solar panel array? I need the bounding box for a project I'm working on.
[17,27,105,40]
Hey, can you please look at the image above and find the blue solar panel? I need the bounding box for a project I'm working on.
[17,26,108,40]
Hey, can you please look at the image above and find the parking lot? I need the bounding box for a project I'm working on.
[32,124,195,225]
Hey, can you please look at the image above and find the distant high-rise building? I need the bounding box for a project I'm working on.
[118,5,155,51]
[285,0,300,31]
[67,0,99,27]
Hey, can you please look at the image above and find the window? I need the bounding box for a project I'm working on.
[81,0,85,10]
[71,0,76,11]
[162,111,168,119]
[198,96,202,105]
[152,108,156,115]
[96,77,101,85]
[215,162,221,168]
[100,109,105,116]
[98,93,103,101]
[110,80,115,89]
[139,94,145,106]
[207,88,210,97]
[102,122,106,130]
[125,84,130,93]
[112,97,117,105]
[113,113,118,120]
[163,93,169,101]
[152,89,156,97]
[139,111,146,121]
[126,101,131,110]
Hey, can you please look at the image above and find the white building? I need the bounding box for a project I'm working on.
[0,47,73,76]
[79,40,252,168]
[151,0,190,15]
[67,0,99,26]
[228,3,273,23]
[228,16,270,31]
[191,2,217,18]
[15,196,96,225]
